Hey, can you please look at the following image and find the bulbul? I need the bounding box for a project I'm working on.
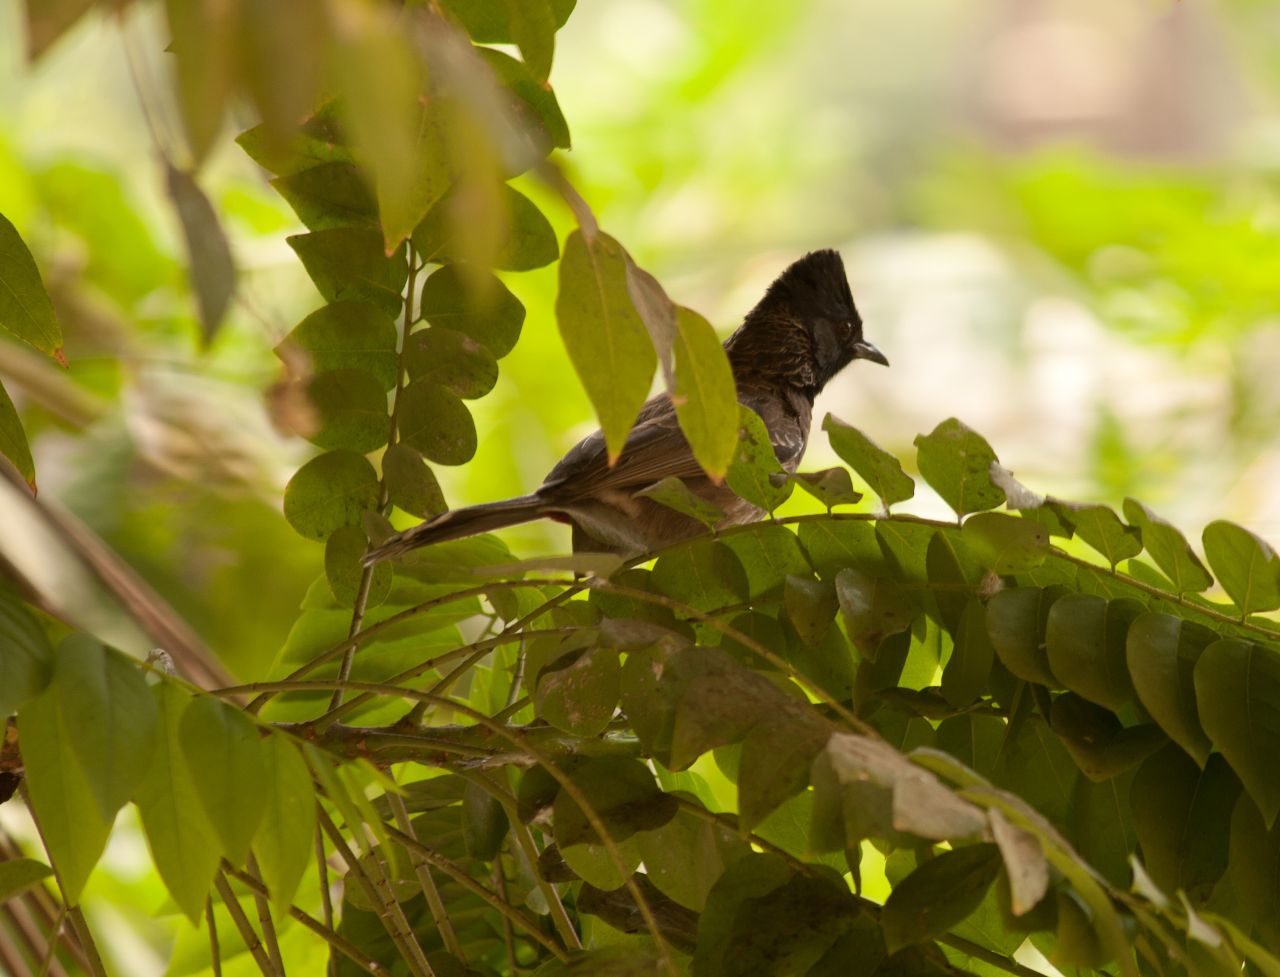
[366,249,887,562]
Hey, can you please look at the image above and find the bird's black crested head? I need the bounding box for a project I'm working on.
[756,249,859,324]
[729,249,888,398]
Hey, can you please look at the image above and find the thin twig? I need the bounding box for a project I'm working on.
[207,899,223,977]
[214,871,278,977]
[314,821,336,977]
[245,855,286,976]
[386,792,465,960]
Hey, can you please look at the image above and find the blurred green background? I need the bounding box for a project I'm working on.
[1,1,1279,971]
[1,0,1279,676]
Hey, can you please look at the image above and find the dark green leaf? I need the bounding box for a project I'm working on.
[0,211,62,360]
[962,512,1049,573]
[784,574,838,645]
[726,406,792,513]
[419,263,525,358]
[789,468,863,510]
[986,586,1059,686]
[1047,501,1142,569]
[1045,595,1141,712]
[1225,793,1280,947]
[637,806,749,912]
[271,161,377,231]
[277,301,398,390]
[875,519,934,583]
[405,327,498,400]
[1050,694,1165,780]
[0,857,52,902]
[672,305,738,480]
[180,695,269,866]
[253,733,316,914]
[798,518,885,579]
[1123,498,1212,594]
[694,853,857,977]
[1195,638,1280,827]
[913,417,1004,518]
[941,598,995,708]
[382,443,446,519]
[0,379,35,489]
[1201,520,1280,616]
[304,368,389,453]
[165,164,236,345]
[651,538,748,614]
[324,525,392,608]
[823,413,914,507]
[287,228,406,317]
[634,476,724,530]
[283,450,380,540]
[397,381,477,466]
[1131,746,1240,905]
[925,529,977,634]
[535,645,620,737]
[553,756,675,852]
[882,844,1001,952]
[1126,611,1214,766]
[1070,769,1137,887]
[439,0,576,43]
[463,780,509,859]
[135,682,222,923]
[738,713,828,832]
[836,567,913,659]
[555,230,654,460]
[502,0,556,79]
[0,590,52,717]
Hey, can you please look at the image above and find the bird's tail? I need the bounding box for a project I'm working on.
[363,495,546,564]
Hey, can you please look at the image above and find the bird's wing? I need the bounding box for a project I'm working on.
[538,395,705,501]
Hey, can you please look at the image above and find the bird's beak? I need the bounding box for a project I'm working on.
[853,340,889,367]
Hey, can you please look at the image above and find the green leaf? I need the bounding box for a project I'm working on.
[1194,639,1280,827]
[381,443,446,519]
[419,263,525,358]
[287,228,406,317]
[784,574,839,646]
[913,417,1004,518]
[463,780,509,860]
[738,713,828,832]
[0,379,35,489]
[324,525,392,608]
[925,529,978,634]
[672,306,738,480]
[535,646,620,737]
[397,381,477,466]
[135,682,222,923]
[0,590,52,717]
[476,48,571,152]
[1047,501,1142,569]
[303,368,389,453]
[1045,594,1141,712]
[636,806,749,912]
[165,163,236,345]
[163,0,233,164]
[721,523,809,599]
[962,512,1049,573]
[726,405,792,512]
[941,598,995,708]
[798,518,885,579]
[0,211,62,360]
[277,301,398,390]
[694,853,856,977]
[1201,519,1280,616]
[271,161,377,231]
[180,695,269,866]
[440,0,576,44]
[502,0,556,80]
[17,640,150,902]
[413,185,559,271]
[822,414,914,507]
[1225,793,1280,947]
[836,567,914,659]
[1126,612,1214,766]
[556,230,655,461]
[283,450,380,540]
[651,538,749,614]
[0,857,53,902]
[1131,746,1239,904]
[236,104,353,177]
[789,468,863,510]
[986,586,1059,686]
[1050,694,1165,781]
[553,757,674,876]
[1123,498,1212,594]
[634,476,725,530]
[252,739,315,916]
[882,844,1001,952]
[405,327,498,400]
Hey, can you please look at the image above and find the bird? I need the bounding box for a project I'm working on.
[365,249,887,562]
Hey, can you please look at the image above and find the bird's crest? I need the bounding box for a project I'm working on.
[752,249,858,322]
